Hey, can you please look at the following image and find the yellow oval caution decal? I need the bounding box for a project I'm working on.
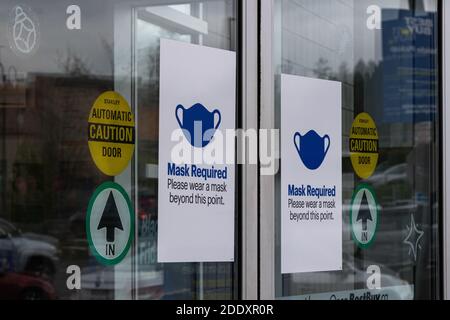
[349,113,379,179]
[88,91,135,176]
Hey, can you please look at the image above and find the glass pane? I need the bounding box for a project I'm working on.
[134,0,238,300]
[274,0,440,300]
[0,0,117,300]
[0,0,238,300]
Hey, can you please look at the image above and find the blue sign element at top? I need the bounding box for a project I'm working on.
[293,130,330,170]
[382,9,437,124]
[175,103,221,148]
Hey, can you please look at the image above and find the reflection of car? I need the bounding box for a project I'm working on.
[0,272,56,300]
[367,164,408,187]
[0,219,59,279]
[76,264,163,300]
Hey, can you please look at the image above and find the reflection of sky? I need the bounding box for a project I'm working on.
[0,0,115,76]
[136,10,191,83]
[280,0,438,75]
[169,4,191,15]
[0,0,437,77]
[0,1,210,77]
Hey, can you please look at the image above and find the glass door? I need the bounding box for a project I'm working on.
[0,0,240,300]
[261,0,441,300]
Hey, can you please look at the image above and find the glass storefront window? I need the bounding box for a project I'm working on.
[274,0,441,300]
[0,0,445,301]
[0,0,239,300]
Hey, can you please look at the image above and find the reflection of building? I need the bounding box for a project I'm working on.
[0,65,27,221]
[0,72,112,228]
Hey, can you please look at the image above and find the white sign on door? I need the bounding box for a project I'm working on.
[157,39,236,263]
[281,74,342,274]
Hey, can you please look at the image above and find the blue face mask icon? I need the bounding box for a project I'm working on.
[294,130,330,170]
[176,103,221,148]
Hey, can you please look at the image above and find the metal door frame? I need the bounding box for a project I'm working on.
[442,0,450,301]
[259,0,276,300]
[241,0,259,300]
[260,0,447,300]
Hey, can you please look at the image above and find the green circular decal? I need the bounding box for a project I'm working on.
[350,184,379,249]
[86,181,134,266]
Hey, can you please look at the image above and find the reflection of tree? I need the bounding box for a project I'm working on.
[139,44,160,107]
[56,48,91,77]
[311,58,354,84]
[313,58,333,80]
[310,54,436,207]
[354,60,380,113]
[311,57,381,114]
[56,38,114,76]
[101,37,114,75]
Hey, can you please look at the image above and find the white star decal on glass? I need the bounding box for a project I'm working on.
[403,214,424,261]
